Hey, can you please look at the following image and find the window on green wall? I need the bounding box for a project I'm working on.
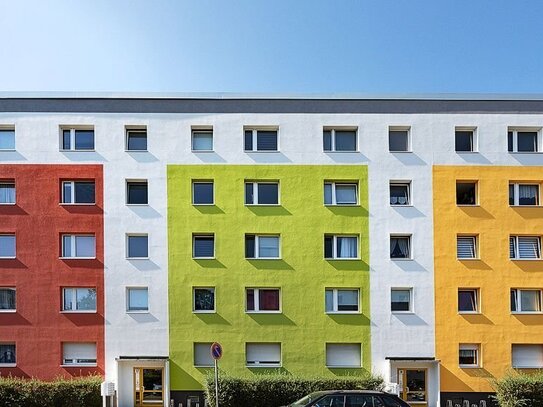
[245,182,279,205]
[324,182,358,205]
[192,181,214,205]
[245,235,280,259]
[193,234,215,258]
[324,235,358,259]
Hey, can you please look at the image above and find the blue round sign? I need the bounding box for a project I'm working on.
[210,342,223,360]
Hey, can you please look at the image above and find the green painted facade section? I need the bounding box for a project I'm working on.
[167,165,370,391]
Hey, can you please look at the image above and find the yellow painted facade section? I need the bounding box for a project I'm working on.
[434,166,543,393]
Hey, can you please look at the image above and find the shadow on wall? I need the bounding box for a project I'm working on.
[391,206,426,219]
[194,152,227,163]
[61,152,108,162]
[0,151,27,161]
[460,314,494,325]
[247,313,295,326]
[391,259,427,273]
[247,366,291,376]
[247,259,294,270]
[0,205,28,215]
[326,260,369,272]
[127,151,159,163]
[194,206,225,215]
[511,207,543,220]
[194,313,231,325]
[128,259,161,271]
[170,361,205,389]
[127,205,162,219]
[325,206,368,217]
[194,259,227,269]
[246,206,292,216]
[62,312,104,327]
[458,206,494,219]
[392,313,428,326]
[391,153,426,166]
[328,314,370,326]
[327,367,371,376]
[458,260,493,271]
[0,367,30,378]
[247,152,292,163]
[60,205,103,215]
[457,153,492,165]
[439,365,475,393]
[325,152,370,164]
[0,258,27,269]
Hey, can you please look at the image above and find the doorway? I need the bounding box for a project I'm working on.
[134,367,164,406]
[397,368,427,406]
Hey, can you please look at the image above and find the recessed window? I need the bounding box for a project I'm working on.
[61,181,95,204]
[511,289,542,313]
[245,235,280,259]
[193,235,215,259]
[0,181,15,204]
[458,289,479,313]
[391,288,412,312]
[127,235,149,258]
[324,235,358,259]
[510,236,541,259]
[0,129,15,151]
[509,183,539,206]
[0,344,16,365]
[62,342,96,366]
[192,128,213,151]
[192,181,214,205]
[323,128,357,152]
[126,180,148,205]
[244,128,278,152]
[390,182,411,206]
[459,344,480,367]
[512,344,543,368]
[325,343,361,368]
[325,289,359,313]
[245,182,279,205]
[455,128,476,152]
[62,288,96,312]
[127,287,149,312]
[246,343,281,367]
[457,236,477,259]
[61,128,94,151]
[324,182,358,205]
[508,129,540,153]
[61,235,95,258]
[194,343,214,367]
[0,288,16,311]
[246,288,280,312]
[390,235,411,259]
[126,128,147,151]
[389,127,410,152]
[0,234,16,258]
[456,182,477,205]
[193,288,215,313]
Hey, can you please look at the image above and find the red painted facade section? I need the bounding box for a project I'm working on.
[0,164,104,379]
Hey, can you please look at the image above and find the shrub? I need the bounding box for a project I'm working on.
[0,375,102,407]
[492,370,543,407]
[204,373,384,407]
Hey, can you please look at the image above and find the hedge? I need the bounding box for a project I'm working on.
[0,375,102,407]
[204,373,384,407]
[492,370,543,407]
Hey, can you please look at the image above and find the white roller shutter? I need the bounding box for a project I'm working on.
[512,345,543,368]
[194,343,213,367]
[63,342,96,364]
[246,343,281,366]
[326,343,361,367]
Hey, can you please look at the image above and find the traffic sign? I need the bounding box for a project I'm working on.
[210,342,223,360]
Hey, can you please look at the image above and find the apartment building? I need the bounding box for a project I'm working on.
[1,95,542,407]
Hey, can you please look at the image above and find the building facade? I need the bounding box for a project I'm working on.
[1,95,543,407]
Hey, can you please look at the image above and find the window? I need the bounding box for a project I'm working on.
[126,128,147,151]
[61,128,94,151]
[0,234,16,258]
[0,344,16,365]
[510,236,541,259]
[0,129,15,150]
[508,129,540,153]
[245,235,280,259]
[459,344,480,367]
[245,182,279,205]
[246,343,281,367]
[193,235,215,258]
[313,395,345,407]
[390,235,411,259]
[127,287,149,312]
[244,128,278,151]
[325,289,359,313]
[194,343,214,367]
[325,343,361,368]
[509,183,539,206]
[511,289,542,313]
[126,181,148,205]
[389,127,410,152]
[62,288,96,312]
[61,181,95,204]
[324,182,358,205]
[62,342,96,366]
[323,128,357,152]
[381,395,405,407]
[391,289,412,312]
[192,181,214,205]
[389,182,410,206]
[192,128,213,151]
[61,235,95,258]
[0,288,15,311]
[512,344,543,368]
[455,128,476,152]
[457,236,477,259]
[348,395,385,407]
[458,289,479,313]
[456,182,477,205]
[246,288,280,312]
[193,288,215,313]
[0,181,15,204]
[127,235,148,258]
[324,235,358,259]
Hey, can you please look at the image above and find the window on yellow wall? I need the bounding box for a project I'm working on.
[456,182,477,205]
[511,289,542,313]
[457,236,477,259]
[510,236,541,259]
[459,344,480,367]
[509,183,540,206]
[458,289,479,313]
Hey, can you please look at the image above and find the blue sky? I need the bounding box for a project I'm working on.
[1,0,543,93]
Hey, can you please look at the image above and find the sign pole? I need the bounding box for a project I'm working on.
[214,358,219,407]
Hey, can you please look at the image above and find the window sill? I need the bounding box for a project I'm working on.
[390,151,412,153]
[511,312,543,315]
[246,311,282,314]
[60,150,96,153]
[245,204,281,207]
[457,204,480,207]
[390,204,413,207]
[0,310,16,313]
[0,363,16,367]
[0,149,16,152]
[193,203,215,206]
[513,365,543,369]
[324,204,360,207]
[246,257,281,260]
[125,149,148,153]
[59,257,96,260]
[459,311,481,315]
[457,258,480,261]
[246,364,282,368]
[126,257,150,260]
[326,365,361,369]
[459,365,480,369]
[126,203,149,207]
[324,150,359,153]
[193,310,216,314]
[0,203,16,206]
[245,150,280,153]
[325,258,361,261]
[194,365,214,368]
[192,149,214,153]
[59,203,96,206]
[61,364,97,368]
[510,205,541,208]
[391,258,413,261]
[326,311,361,315]
[60,310,97,314]
[392,311,414,314]
[0,257,16,260]
[456,151,479,154]
[193,257,216,260]
[126,310,150,314]
[509,151,542,154]
[510,258,542,261]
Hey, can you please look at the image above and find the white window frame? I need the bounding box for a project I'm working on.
[459,344,480,368]
[325,343,362,368]
[61,287,97,313]
[193,342,214,367]
[510,236,541,260]
[0,287,16,313]
[126,234,149,259]
[244,181,280,206]
[391,287,414,314]
[59,127,95,152]
[0,343,16,366]
[191,127,214,152]
[389,181,411,206]
[508,128,542,153]
[0,127,16,151]
[246,234,281,259]
[512,344,543,369]
[455,127,478,153]
[511,289,543,314]
[192,181,215,206]
[61,342,97,367]
[0,180,16,205]
[245,288,281,313]
[244,127,279,152]
[0,234,16,259]
[509,183,540,206]
[125,127,148,152]
[458,288,480,314]
[324,182,358,206]
[456,235,478,260]
[126,179,149,206]
[60,234,96,259]
[61,181,96,205]
[192,234,215,259]
[245,342,282,367]
[126,287,149,313]
[324,235,359,260]
[390,234,412,260]
[456,181,478,206]
[323,128,358,152]
[193,287,216,313]
[389,126,412,152]
[325,288,360,314]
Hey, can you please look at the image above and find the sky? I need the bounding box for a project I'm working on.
[1,0,543,94]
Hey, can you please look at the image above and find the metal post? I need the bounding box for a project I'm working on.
[214,359,219,407]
